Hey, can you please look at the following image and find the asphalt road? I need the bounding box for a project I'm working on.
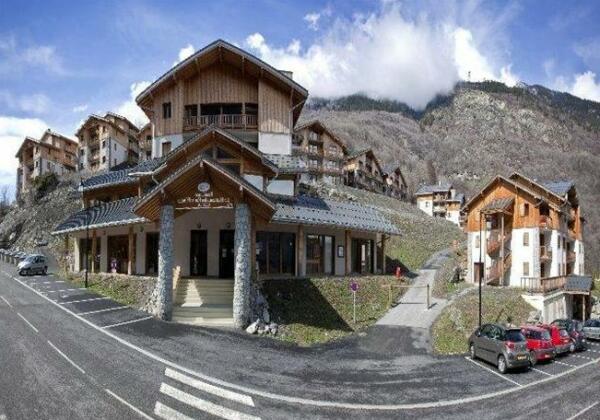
[0,261,598,419]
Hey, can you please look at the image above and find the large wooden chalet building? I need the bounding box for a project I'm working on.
[53,40,400,328]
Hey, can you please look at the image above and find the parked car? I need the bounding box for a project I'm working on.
[551,319,587,352]
[35,238,49,247]
[469,324,530,373]
[583,319,600,341]
[521,325,555,365]
[538,324,571,355]
[17,254,48,276]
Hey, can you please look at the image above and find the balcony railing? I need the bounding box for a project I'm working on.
[433,194,447,203]
[540,245,553,261]
[183,114,258,130]
[520,276,566,294]
[433,205,447,213]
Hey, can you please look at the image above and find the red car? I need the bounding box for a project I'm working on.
[538,324,571,355]
[521,325,555,365]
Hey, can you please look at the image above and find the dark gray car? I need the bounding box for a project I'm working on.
[469,324,530,373]
[583,319,600,341]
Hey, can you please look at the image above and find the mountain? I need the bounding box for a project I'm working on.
[301,82,600,275]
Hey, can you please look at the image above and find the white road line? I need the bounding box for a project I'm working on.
[567,401,599,420]
[102,316,153,329]
[16,312,39,333]
[572,354,594,361]
[463,357,523,387]
[165,368,255,407]
[154,402,193,420]
[0,295,12,308]
[79,306,127,316]
[160,383,261,420]
[45,288,85,293]
[531,367,553,377]
[554,360,577,367]
[5,270,600,411]
[59,297,109,305]
[47,340,86,374]
[105,389,155,420]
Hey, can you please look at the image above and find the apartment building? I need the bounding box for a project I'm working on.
[383,165,408,200]
[415,183,464,225]
[15,129,78,200]
[138,123,153,161]
[344,149,387,194]
[76,112,140,173]
[292,120,348,186]
[462,173,590,322]
[54,39,399,328]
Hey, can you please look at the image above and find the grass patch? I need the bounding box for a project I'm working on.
[263,275,408,346]
[592,279,600,300]
[65,272,155,307]
[431,288,535,355]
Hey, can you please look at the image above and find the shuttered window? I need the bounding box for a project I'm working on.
[523,232,529,246]
[523,262,530,276]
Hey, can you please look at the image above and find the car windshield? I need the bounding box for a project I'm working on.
[528,330,551,340]
[585,320,600,328]
[506,330,525,342]
[552,320,569,329]
[24,255,36,262]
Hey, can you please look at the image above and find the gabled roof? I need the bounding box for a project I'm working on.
[75,113,139,137]
[294,120,349,153]
[508,173,571,204]
[539,181,574,197]
[415,183,452,196]
[80,158,164,192]
[346,148,384,174]
[40,129,78,145]
[104,112,140,131]
[135,39,308,116]
[52,197,148,235]
[15,137,39,157]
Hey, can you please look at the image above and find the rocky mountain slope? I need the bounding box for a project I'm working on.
[302,82,600,275]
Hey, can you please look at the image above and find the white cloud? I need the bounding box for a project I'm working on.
[303,6,332,31]
[115,81,151,127]
[569,71,600,102]
[0,116,48,199]
[174,44,195,65]
[244,5,517,109]
[0,36,65,76]
[0,91,50,114]
[72,104,88,113]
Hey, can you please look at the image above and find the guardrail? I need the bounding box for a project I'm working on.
[520,275,566,294]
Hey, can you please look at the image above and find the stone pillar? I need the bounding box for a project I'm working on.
[233,203,251,329]
[345,230,352,275]
[297,225,305,277]
[152,205,174,320]
[381,234,387,275]
[127,226,135,275]
[91,230,97,273]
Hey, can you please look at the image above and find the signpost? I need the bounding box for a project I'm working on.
[350,281,358,323]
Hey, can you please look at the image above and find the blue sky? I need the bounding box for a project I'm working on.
[1,0,600,196]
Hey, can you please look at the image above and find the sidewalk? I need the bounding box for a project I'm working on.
[376,249,451,329]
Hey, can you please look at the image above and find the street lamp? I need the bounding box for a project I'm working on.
[478,210,483,328]
[79,180,88,288]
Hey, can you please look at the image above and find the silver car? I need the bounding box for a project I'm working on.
[17,254,48,276]
[583,319,600,341]
[469,324,531,373]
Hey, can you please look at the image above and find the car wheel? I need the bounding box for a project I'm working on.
[42,267,47,276]
[470,344,476,360]
[529,351,537,367]
[497,355,507,374]
[18,270,25,276]
[569,342,575,353]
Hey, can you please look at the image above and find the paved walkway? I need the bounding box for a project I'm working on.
[376,249,451,329]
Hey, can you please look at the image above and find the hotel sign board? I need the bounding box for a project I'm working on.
[176,181,233,210]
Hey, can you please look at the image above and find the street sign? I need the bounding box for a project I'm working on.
[350,281,358,292]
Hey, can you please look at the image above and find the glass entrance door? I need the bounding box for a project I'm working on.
[190,230,207,276]
[219,230,235,278]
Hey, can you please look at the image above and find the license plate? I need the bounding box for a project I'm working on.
[517,355,527,360]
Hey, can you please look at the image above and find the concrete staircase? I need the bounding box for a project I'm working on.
[172,278,234,327]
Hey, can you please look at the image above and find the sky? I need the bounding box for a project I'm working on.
[1,0,600,198]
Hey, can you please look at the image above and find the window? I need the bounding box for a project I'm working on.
[102,140,106,148]
[184,104,198,119]
[557,236,561,249]
[102,156,106,163]
[523,262,530,276]
[306,235,335,275]
[162,141,172,156]
[256,232,295,276]
[520,203,529,217]
[425,201,430,208]
[114,143,117,151]
[523,232,529,246]
[162,102,172,119]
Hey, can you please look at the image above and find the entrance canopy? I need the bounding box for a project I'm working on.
[134,155,275,221]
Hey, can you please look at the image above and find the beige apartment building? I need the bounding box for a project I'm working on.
[15,129,78,200]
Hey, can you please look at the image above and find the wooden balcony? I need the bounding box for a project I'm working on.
[433,205,447,214]
[520,276,566,294]
[540,245,553,262]
[183,114,258,130]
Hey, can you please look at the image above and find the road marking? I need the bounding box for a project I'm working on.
[530,367,553,377]
[554,360,577,367]
[572,354,594,361]
[102,316,153,329]
[567,401,599,420]
[160,383,261,420]
[154,402,193,420]
[165,368,255,407]
[105,389,155,420]
[47,340,86,374]
[463,357,523,387]
[59,297,109,305]
[45,288,85,293]
[5,269,600,411]
[0,295,12,308]
[79,306,127,316]
[16,312,39,333]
